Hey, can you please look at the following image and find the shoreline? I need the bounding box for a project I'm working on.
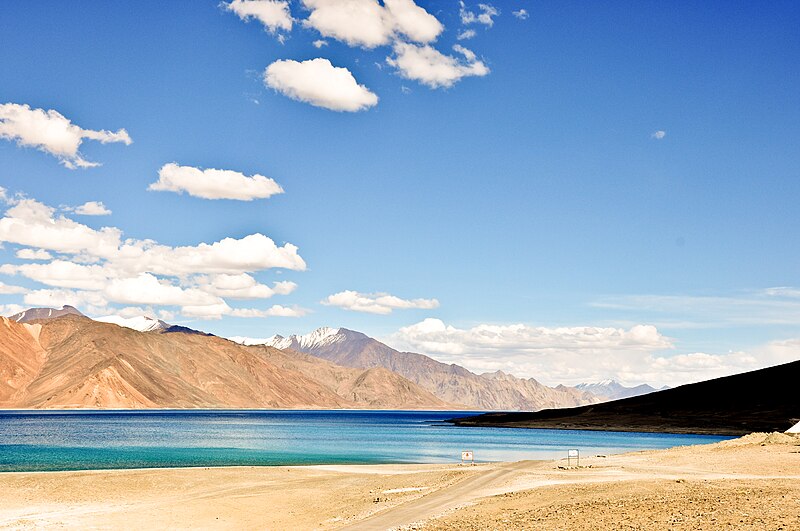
[447,418,751,436]
[2,433,797,529]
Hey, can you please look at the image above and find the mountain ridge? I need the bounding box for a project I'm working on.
[0,314,451,410]
[238,327,600,411]
[575,380,662,400]
[451,360,800,435]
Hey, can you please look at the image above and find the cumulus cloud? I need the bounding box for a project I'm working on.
[114,234,307,276]
[0,198,122,256]
[459,2,498,27]
[0,197,306,275]
[389,318,800,387]
[193,273,297,299]
[387,42,489,88]
[69,201,111,216]
[302,0,442,49]
[457,29,476,40]
[149,163,284,201]
[383,0,444,43]
[321,290,439,314]
[312,39,328,48]
[15,248,52,260]
[0,193,306,320]
[181,301,307,319]
[651,130,666,139]
[225,0,292,34]
[0,103,131,169]
[23,288,108,313]
[512,9,529,20]
[396,319,670,355]
[104,273,223,307]
[264,58,378,111]
[1,260,110,290]
[0,281,26,295]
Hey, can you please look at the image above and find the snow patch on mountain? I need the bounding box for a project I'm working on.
[229,327,345,350]
[95,315,170,333]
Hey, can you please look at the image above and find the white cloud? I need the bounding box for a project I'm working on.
[149,163,284,201]
[592,290,800,328]
[113,233,307,276]
[387,42,489,88]
[452,44,476,61]
[229,304,308,318]
[0,303,25,316]
[0,197,307,275]
[194,273,297,299]
[389,318,800,387]
[512,9,529,20]
[457,29,476,40]
[312,39,328,48]
[0,103,131,169]
[302,0,390,48]
[264,58,378,111]
[383,0,444,44]
[225,0,293,34]
[0,281,26,294]
[764,286,800,298]
[104,273,223,307]
[23,288,108,313]
[0,198,122,256]
[0,193,308,321]
[181,301,307,320]
[15,248,52,260]
[2,260,110,290]
[395,318,670,355]
[459,2,498,27]
[651,130,666,139]
[321,290,439,314]
[302,0,442,49]
[69,201,111,216]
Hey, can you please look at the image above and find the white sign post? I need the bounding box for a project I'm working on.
[567,449,579,467]
[461,450,474,465]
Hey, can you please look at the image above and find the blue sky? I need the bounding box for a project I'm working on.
[1,1,799,386]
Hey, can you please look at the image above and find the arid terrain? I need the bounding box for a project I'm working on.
[0,432,797,530]
[0,315,451,410]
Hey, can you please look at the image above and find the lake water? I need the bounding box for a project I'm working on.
[0,410,731,472]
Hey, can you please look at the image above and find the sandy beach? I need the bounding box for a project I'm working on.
[1,432,798,530]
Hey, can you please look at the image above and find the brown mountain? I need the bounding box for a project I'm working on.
[0,314,450,410]
[259,328,598,411]
[451,360,800,435]
[9,304,83,323]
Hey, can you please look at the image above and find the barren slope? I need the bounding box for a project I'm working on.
[0,315,452,410]
[275,329,598,411]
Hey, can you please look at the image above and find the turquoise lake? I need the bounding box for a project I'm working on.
[0,410,731,472]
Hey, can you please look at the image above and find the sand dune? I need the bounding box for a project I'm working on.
[1,433,798,530]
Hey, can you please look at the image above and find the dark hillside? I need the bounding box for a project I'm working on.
[451,360,800,435]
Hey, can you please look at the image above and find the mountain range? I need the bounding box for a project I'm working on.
[234,327,600,410]
[575,380,667,400]
[0,311,450,410]
[2,306,662,411]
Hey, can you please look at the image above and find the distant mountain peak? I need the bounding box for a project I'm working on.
[576,380,660,401]
[94,314,170,333]
[9,305,84,323]
[230,326,346,350]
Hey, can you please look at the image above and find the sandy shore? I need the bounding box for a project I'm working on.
[1,433,798,530]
